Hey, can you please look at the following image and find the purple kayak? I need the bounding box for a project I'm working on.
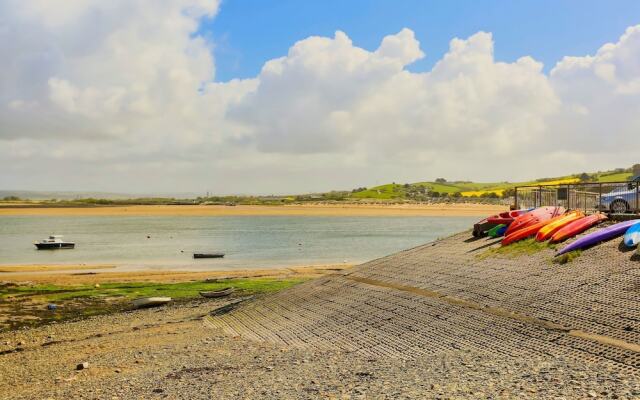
[556,219,640,256]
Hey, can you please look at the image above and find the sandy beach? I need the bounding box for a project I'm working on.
[0,203,508,217]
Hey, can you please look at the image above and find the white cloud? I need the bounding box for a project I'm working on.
[1,1,639,193]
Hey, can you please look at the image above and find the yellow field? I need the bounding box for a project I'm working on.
[461,189,506,197]
[460,178,581,197]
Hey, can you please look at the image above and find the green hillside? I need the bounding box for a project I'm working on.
[348,169,634,201]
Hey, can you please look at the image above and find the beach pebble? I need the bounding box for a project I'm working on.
[76,362,90,370]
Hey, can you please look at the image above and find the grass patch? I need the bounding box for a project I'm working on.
[1,278,307,302]
[0,278,307,331]
[478,238,555,259]
[552,250,582,265]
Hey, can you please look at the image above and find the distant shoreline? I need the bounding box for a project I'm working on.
[0,203,508,217]
[0,263,352,284]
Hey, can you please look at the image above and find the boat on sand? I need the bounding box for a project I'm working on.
[132,297,172,309]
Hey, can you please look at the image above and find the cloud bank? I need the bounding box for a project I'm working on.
[1,1,639,193]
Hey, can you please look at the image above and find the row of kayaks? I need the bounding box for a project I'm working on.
[474,206,640,256]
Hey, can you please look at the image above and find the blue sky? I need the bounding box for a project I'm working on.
[204,0,640,81]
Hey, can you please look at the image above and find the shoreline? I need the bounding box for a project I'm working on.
[0,203,508,217]
[0,263,353,284]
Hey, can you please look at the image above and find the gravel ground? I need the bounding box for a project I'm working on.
[1,299,639,399]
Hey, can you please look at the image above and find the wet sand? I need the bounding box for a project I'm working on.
[0,203,507,217]
[0,264,353,284]
[0,265,117,273]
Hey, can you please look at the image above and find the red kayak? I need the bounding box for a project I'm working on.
[487,209,531,225]
[502,213,567,246]
[550,213,608,243]
[473,209,531,237]
[504,206,565,237]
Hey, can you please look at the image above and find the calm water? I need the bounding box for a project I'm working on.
[0,216,475,270]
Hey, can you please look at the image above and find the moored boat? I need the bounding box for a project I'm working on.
[34,235,75,250]
[193,253,225,259]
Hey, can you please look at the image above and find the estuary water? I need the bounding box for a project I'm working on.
[0,215,475,270]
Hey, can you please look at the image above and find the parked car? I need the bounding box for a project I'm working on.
[599,176,640,213]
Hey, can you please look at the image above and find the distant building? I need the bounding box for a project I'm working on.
[633,164,640,177]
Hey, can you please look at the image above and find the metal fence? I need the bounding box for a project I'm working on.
[514,181,640,214]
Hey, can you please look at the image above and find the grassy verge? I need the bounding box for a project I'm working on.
[552,250,582,265]
[478,238,556,259]
[0,277,307,331]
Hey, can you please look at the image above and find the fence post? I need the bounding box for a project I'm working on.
[514,187,518,210]
[636,182,640,214]
[599,183,602,214]
[538,186,542,207]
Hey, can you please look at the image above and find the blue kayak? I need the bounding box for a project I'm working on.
[556,219,640,256]
[624,221,640,247]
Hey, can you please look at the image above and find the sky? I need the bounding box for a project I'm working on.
[1,0,640,195]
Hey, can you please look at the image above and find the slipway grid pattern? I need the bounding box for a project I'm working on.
[208,230,640,371]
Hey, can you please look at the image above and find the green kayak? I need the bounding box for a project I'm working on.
[487,224,507,238]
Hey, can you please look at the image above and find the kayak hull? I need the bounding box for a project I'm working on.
[487,209,531,225]
[487,224,507,238]
[535,211,584,242]
[502,213,567,246]
[474,209,531,237]
[556,220,640,256]
[623,222,640,247]
[504,207,566,237]
[550,214,607,243]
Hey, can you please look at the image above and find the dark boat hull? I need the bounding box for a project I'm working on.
[35,243,75,250]
[193,253,225,259]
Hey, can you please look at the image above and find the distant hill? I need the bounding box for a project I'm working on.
[1,168,634,203]
[0,190,201,201]
[347,169,634,201]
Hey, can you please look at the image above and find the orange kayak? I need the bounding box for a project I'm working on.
[504,206,566,237]
[502,213,568,246]
[535,211,584,242]
[550,213,608,243]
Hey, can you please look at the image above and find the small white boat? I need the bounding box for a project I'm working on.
[131,297,172,309]
[34,235,75,250]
